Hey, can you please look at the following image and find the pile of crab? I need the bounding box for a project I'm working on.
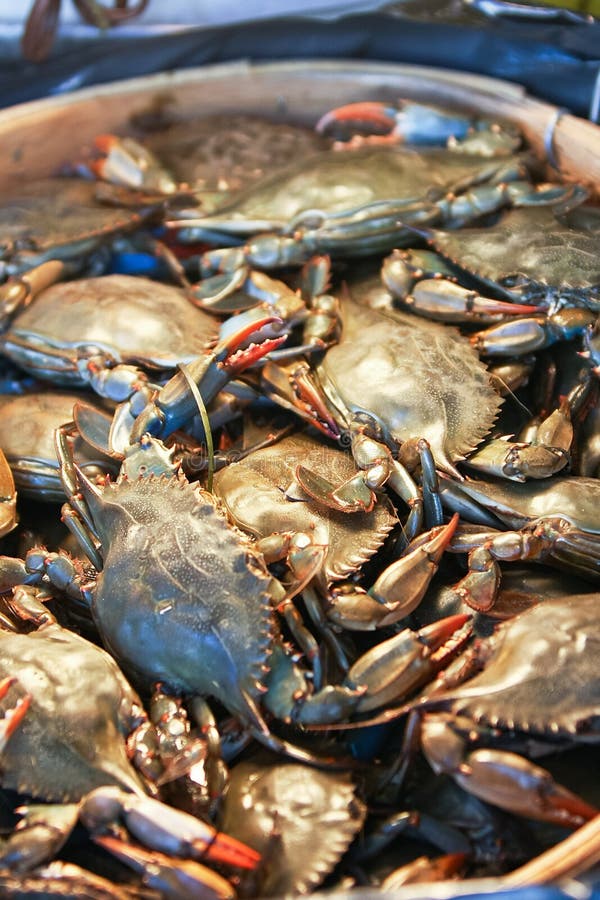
[0,98,599,899]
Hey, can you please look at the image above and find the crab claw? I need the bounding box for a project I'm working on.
[260,360,340,440]
[130,313,286,442]
[316,101,400,140]
[316,101,478,148]
[91,134,179,195]
[421,716,599,829]
[80,787,260,870]
[94,834,236,900]
[0,677,30,752]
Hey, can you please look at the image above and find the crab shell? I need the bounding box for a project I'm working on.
[219,756,366,896]
[142,114,329,205]
[318,287,501,475]
[440,472,600,533]
[0,178,159,272]
[0,391,117,500]
[196,146,524,233]
[424,206,600,308]
[0,622,148,802]
[2,274,217,383]
[213,430,398,583]
[429,593,600,739]
[81,474,276,724]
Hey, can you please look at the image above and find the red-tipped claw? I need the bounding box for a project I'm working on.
[220,313,287,375]
[0,677,30,751]
[316,102,398,137]
[94,835,237,900]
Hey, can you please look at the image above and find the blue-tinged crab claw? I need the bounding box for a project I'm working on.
[80,786,261,871]
[316,101,477,148]
[94,834,237,900]
[0,676,30,752]
[130,312,286,442]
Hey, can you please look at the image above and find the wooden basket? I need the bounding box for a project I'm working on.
[0,59,599,196]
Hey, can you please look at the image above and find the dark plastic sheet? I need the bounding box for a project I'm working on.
[0,6,599,117]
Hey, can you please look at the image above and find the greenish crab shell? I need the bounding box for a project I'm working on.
[430,593,600,739]
[318,294,501,475]
[0,623,147,802]
[183,145,527,235]
[0,391,117,500]
[83,475,276,724]
[0,274,217,385]
[0,177,157,276]
[442,473,600,533]
[425,205,600,310]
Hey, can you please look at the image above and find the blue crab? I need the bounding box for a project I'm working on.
[439,471,600,610]
[0,587,260,890]
[258,270,572,533]
[0,422,470,752]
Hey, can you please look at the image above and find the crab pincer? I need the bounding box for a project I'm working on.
[0,676,30,752]
[315,100,521,155]
[81,785,260,870]
[94,835,236,900]
[130,311,286,442]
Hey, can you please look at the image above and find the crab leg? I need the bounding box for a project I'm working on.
[462,398,573,482]
[130,312,286,442]
[382,248,543,324]
[471,307,595,356]
[90,134,178,195]
[0,447,17,539]
[269,613,471,726]
[80,786,260,871]
[324,515,459,630]
[421,713,598,829]
[95,835,236,900]
[315,101,517,155]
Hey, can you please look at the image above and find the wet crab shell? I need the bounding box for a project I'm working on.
[318,288,501,475]
[141,114,329,205]
[424,206,600,309]
[430,593,600,738]
[0,178,159,269]
[83,475,276,721]
[213,430,398,582]
[0,623,148,802]
[219,756,366,896]
[0,391,117,500]
[191,146,525,234]
[2,274,218,381]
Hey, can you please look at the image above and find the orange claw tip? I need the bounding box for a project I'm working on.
[419,612,472,651]
[0,676,17,698]
[202,831,261,870]
[94,134,119,153]
[544,789,599,828]
[93,835,237,900]
[316,102,398,134]
[0,693,30,752]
